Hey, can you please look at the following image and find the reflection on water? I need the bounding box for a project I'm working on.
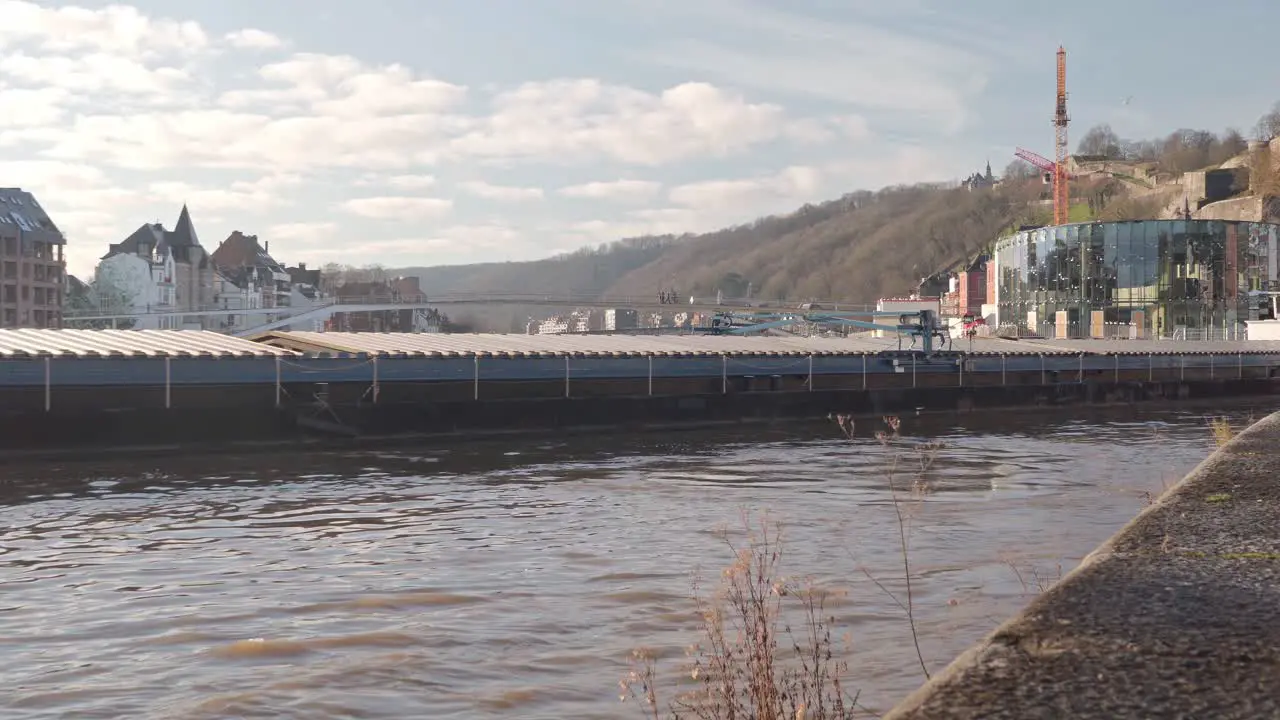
[0,404,1268,719]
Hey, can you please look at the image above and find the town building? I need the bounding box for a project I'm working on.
[991,219,1280,339]
[941,256,989,321]
[210,266,262,333]
[0,188,66,328]
[604,308,638,331]
[210,231,291,311]
[326,276,437,332]
[94,205,214,329]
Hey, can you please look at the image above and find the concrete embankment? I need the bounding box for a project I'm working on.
[884,412,1280,719]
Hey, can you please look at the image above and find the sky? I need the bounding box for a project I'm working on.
[3,0,1280,282]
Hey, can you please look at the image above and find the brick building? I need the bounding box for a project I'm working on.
[0,188,66,328]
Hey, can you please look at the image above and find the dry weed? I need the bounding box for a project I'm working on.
[622,513,863,719]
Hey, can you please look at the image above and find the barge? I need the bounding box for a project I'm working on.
[2,329,1279,457]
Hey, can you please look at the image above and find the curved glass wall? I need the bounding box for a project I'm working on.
[993,220,1280,338]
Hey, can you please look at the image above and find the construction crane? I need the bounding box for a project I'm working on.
[1013,147,1060,184]
[1053,46,1070,225]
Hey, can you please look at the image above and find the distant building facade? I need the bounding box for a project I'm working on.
[211,232,292,310]
[992,219,1280,339]
[940,256,989,320]
[210,266,262,333]
[327,276,436,332]
[604,308,638,331]
[0,188,66,328]
[95,205,213,329]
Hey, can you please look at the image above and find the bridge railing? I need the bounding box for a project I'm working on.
[64,293,869,320]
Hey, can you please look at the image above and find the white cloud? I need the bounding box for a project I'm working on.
[223,28,285,50]
[0,1,208,57]
[0,0,942,280]
[387,175,438,190]
[444,80,797,165]
[290,225,530,265]
[147,174,303,213]
[0,51,189,96]
[558,179,662,202]
[627,0,994,134]
[458,181,544,201]
[0,87,69,127]
[340,196,454,221]
[668,165,824,211]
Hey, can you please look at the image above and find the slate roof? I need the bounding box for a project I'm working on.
[102,205,210,267]
[0,188,66,245]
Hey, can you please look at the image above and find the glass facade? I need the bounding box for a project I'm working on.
[993,220,1280,337]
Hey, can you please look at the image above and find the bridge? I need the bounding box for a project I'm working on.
[63,293,876,337]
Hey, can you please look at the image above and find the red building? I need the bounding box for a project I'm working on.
[941,256,989,319]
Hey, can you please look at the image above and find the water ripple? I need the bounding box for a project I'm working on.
[0,405,1268,719]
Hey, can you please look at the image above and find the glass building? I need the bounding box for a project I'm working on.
[992,220,1280,338]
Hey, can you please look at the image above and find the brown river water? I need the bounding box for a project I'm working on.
[0,403,1271,719]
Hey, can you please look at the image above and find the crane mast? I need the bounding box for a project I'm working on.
[1053,46,1070,225]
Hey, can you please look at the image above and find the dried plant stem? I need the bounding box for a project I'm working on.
[885,462,930,681]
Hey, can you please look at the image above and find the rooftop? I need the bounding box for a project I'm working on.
[1,329,1279,360]
[0,329,295,358]
[249,331,1280,358]
[0,187,65,245]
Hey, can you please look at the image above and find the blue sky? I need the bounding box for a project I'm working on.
[2,0,1279,281]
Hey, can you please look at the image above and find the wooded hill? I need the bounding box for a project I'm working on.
[383,104,1280,331]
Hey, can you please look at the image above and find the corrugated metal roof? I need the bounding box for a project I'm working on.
[0,329,296,358]
[252,331,1280,358]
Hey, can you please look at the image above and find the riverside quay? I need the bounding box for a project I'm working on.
[2,328,1279,454]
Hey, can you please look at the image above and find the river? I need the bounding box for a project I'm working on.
[0,404,1269,719]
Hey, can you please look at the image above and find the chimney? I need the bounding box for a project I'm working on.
[299,262,306,271]
[264,241,269,254]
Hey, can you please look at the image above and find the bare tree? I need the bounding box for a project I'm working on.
[1002,159,1038,181]
[1255,102,1280,141]
[1077,124,1123,158]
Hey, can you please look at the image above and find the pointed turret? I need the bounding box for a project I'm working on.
[172,204,199,247]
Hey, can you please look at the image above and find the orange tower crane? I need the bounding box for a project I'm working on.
[1053,46,1070,225]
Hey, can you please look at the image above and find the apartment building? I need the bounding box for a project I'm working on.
[0,188,67,328]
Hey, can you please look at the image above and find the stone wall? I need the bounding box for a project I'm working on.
[883,411,1280,719]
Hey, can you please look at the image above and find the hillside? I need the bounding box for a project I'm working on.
[378,104,1280,331]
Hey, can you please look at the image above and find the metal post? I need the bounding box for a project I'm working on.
[1180,355,1185,382]
[473,355,479,400]
[808,354,814,392]
[1001,354,1006,386]
[958,357,964,386]
[861,354,867,390]
[1148,353,1153,383]
[1113,354,1118,384]
[721,354,727,395]
[43,356,50,412]
[911,353,916,388]
[165,356,171,409]
[1078,353,1084,383]
[274,355,281,408]
[1040,354,1045,385]
[565,355,571,398]
[372,355,379,403]
[1239,352,1244,380]
[648,355,653,396]
[1210,354,1214,380]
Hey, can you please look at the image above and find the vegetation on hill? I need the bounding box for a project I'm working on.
[352,103,1280,330]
